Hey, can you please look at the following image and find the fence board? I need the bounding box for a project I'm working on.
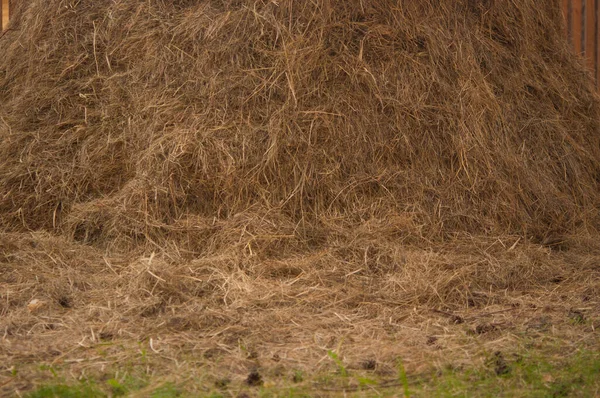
[563,0,600,87]
[1,0,9,32]
[564,0,572,43]
[597,0,600,87]
[573,0,584,53]
[586,0,596,72]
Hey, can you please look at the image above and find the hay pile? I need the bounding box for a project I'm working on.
[1,0,600,389]
[1,0,599,251]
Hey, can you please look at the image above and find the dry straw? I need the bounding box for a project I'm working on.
[1,0,599,252]
[1,0,600,388]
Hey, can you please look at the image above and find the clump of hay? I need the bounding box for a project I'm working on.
[0,0,599,251]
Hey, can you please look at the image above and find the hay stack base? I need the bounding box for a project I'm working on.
[1,0,600,394]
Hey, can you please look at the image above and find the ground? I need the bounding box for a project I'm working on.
[1,231,599,396]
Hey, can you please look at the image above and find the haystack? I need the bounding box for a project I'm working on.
[1,0,600,389]
[1,0,599,253]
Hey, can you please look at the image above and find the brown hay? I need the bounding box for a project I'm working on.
[1,0,600,392]
[1,0,600,250]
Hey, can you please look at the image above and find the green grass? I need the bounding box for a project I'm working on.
[25,381,183,398]
[23,349,600,397]
[327,350,349,377]
[150,383,183,397]
[419,350,600,397]
[26,382,104,398]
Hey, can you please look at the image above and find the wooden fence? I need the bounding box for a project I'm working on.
[563,0,600,86]
[0,0,9,32]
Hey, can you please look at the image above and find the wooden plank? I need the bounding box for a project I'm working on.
[0,0,8,31]
[563,0,571,42]
[1,0,8,32]
[597,0,600,88]
[563,0,570,17]
[573,0,584,53]
[586,0,596,71]
[562,0,571,40]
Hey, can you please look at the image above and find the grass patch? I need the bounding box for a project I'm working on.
[150,383,183,398]
[26,382,104,398]
[418,349,600,397]
[22,349,600,397]
[327,350,348,377]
